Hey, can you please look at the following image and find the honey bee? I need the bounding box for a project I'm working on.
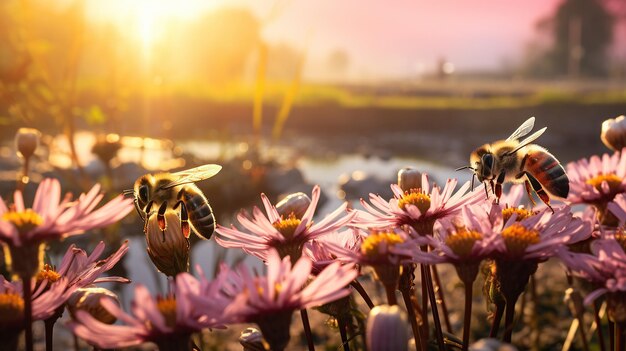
[458,117,569,211]
[126,164,222,240]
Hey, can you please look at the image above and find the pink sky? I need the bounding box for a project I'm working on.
[88,0,626,80]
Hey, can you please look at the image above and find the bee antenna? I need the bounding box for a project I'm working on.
[455,166,476,172]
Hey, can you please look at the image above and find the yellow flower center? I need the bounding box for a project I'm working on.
[501,223,540,257]
[445,229,483,258]
[2,209,43,235]
[361,232,405,258]
[502,207,534,223]
[36,264,60,284]
[272,214,302,239]
[0,293,24,325]
[586,174,623,194]
[156,296,177,328]
[398,190,431,214]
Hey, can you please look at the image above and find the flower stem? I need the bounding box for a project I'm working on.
[350,280,374,309]
[401,286,424,351]
[610,321,615,351]
[45,318,55,351]
[423,264,445,350]
[337,315,351,351]
[300,309,315,351]
[431,265,452,333]
[489,301,505,338]
[594,300,607,351]
[462,282,473,351]
[385,284,398,305]
[617,322,625,351]
[420,265,429,340]
[503,298,518,343]
[22,274,34,351]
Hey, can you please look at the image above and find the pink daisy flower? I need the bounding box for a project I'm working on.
[212,249,357,351]
[558,232,626,324]
[567,150,626,224]
[489,204,591,261]
[51,240,130,286]
[0,178,133,278]
[215,185,355,263]
[304,228,364,274]
[416,205,500,269]
[0,275,74,346]
[354,173,485,235]
[67,272,223,350]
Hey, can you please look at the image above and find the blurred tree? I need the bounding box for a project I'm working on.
[266,43,301,81]
[326,49,350,81]
[529,0,615,78]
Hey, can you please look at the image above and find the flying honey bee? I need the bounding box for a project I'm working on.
[458,117,569,211]
[125,164,222,240]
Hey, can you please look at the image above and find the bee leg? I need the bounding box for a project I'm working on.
[143,201,155,233]
[174,200,191,239]
[483,182,490,199]
[489,180,496,201]
[519,171,553,213]
[134,198,145,221]
[495,171,506,204]
[523,180,537,206]
[157,202,168,242]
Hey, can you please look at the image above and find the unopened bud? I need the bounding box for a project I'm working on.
[145,210,190,277]
[276,192,311,219]
[91,133,122,164]
[14,128,41,159]
[601,115,626,151]
[239,327,267,351]
[397,168,421,192]
[67,287,119,324]
[366,305,409,351]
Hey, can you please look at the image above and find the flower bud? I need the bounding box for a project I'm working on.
[14,128,41,159]
[239,327,267,351]
[92,133,122,165]
[145,211,190,277]
[67,287,119,324]
[397,168,421,192]
[276,192,311,219]
[601,115,626,151]
[366,305,409,351]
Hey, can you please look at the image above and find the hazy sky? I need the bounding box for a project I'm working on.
[87,0,626,79]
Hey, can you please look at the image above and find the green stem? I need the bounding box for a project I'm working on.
[300,309,315,351]
[401,287,424,351]
[350,280,374,309]
[22,274,33,351]
[489,301,505,338]
[462,282,473,351]
[503,298,517,343]
[610,321,615,351]
[432,265,452,333]
[423,264,445,350]
[385,284,398,305]
[337,315,351,351]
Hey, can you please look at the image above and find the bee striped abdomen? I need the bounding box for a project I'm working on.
[180,188,215,240]
[523,150,569,198]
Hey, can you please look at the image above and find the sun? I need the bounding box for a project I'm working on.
[87,0,226,58]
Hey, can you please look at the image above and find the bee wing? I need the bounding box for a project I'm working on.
[504,127,547,155]
[161,164,222,189]
[506,117,535,141]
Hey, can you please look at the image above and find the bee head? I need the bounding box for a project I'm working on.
[477,153,494,181]
[134,175,153,210]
